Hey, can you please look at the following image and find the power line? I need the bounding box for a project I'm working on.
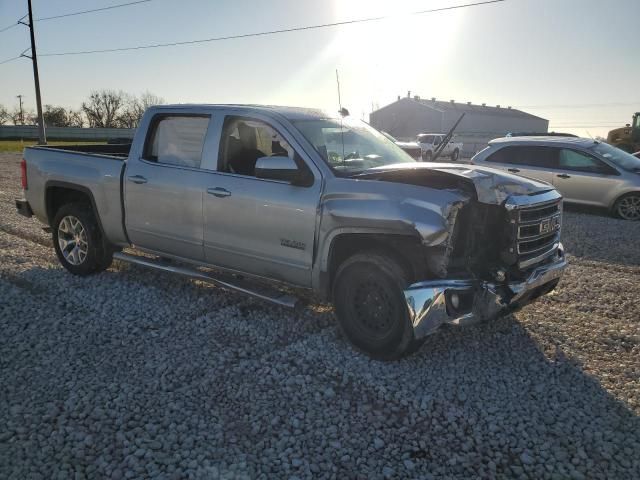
[0,0,152,34]
[39,0,506,57]
[0,55,21,65]
[36,0,152,22]
[0,22,19,34]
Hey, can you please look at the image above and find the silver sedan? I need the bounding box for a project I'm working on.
[471,136,640,220]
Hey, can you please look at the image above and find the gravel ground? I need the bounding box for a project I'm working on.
[1,152,639,479]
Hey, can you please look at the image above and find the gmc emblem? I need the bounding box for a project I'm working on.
[540,215,561,234]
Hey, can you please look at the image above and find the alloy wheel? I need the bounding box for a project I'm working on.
[57,215,89,265]
[617,195,640,221]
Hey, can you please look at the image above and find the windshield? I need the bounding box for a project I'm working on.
[591,142,640,172]
[380,131,397,142]
[293,117,415,175]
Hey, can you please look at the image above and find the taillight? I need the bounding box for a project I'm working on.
[20,158,27,190]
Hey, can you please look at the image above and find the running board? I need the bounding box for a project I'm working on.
[113,252,300,309]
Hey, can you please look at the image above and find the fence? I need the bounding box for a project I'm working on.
[0,125,136,141]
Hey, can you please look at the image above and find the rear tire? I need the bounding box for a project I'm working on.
[451,149,460,161]
[52,203,114,275]
[332,252,419,360]
[424,151,432,162]
[613,193,640,221]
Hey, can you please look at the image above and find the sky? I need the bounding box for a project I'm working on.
[0,0,638,138]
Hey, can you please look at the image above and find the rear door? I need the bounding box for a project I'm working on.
[124,113,213,261]
[551,148,621,206]
[202,113,322,287]
[482,145,556,184]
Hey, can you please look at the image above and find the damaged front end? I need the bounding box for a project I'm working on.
[404,244,566,338]
[357,163,569,339]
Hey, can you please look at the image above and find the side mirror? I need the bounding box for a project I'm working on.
[255,156,313,186]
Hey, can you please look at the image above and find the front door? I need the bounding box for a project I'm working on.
[124,114,211,261]
[202,115,321,287]
[551,148,621,206]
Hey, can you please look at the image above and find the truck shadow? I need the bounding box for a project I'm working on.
[375,313,640,476]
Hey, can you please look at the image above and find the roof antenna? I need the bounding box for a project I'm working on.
[336,69,349,117]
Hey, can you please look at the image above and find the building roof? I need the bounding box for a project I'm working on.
[372,97,547,122]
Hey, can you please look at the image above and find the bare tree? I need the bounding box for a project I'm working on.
[82,90,126,128]
[139,91,164,110]
[116,93,140,129]
[117,91,165,128]
[0,104,9,125]
[67,110,85,128]
[10,107,36,125]
[43,105,70,127]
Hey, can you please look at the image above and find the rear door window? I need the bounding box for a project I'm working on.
[486,146,558,168]
[144,115,210,168]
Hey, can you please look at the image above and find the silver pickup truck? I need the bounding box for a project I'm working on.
[16,104,567,359]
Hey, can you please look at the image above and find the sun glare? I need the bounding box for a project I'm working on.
[329,0,464,112]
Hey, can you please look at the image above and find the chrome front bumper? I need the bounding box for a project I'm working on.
[404,244,567,339]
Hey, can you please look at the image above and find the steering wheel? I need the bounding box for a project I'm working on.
[344,151,360,160]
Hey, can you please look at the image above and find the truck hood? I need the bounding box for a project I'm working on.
[355,162,555,205]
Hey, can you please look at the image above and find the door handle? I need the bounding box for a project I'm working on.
[508,168,520,173]
[207,187,232,198]
[127,175,148,184]
[557,174,571,179]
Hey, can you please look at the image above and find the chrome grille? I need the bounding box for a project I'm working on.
[506,192,563,270]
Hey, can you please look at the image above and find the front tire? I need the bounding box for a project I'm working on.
[423,151,432,162]
[451,148,460,161]
[52,203,113,275]
[333,252,418,360]
[613,193,640,221]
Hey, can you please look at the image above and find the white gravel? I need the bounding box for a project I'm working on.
[1,152,639,479]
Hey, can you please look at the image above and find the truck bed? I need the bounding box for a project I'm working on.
[22,144,129,246]
[34,143,131,158]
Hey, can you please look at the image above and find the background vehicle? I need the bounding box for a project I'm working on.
[607,113,640,153]
[417,133,463,161]
[380,131,422,159]
[471,136,640,220]
[16,105,566,359]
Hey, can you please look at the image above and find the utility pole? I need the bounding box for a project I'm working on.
[16,95,24,125]
[19,0,46,144]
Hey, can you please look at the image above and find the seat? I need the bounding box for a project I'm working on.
[225,124,267,176]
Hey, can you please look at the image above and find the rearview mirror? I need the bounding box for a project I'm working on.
[255,156,310,185]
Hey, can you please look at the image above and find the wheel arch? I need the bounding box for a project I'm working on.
[45,181,106,236]
[318,231,424,300]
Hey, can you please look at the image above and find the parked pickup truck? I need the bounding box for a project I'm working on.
[417,133,463,161]
[380,132,422,160]
[16,104,567,359]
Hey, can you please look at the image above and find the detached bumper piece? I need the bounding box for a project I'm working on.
[404,244,567,339]
[15,199,33,218]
